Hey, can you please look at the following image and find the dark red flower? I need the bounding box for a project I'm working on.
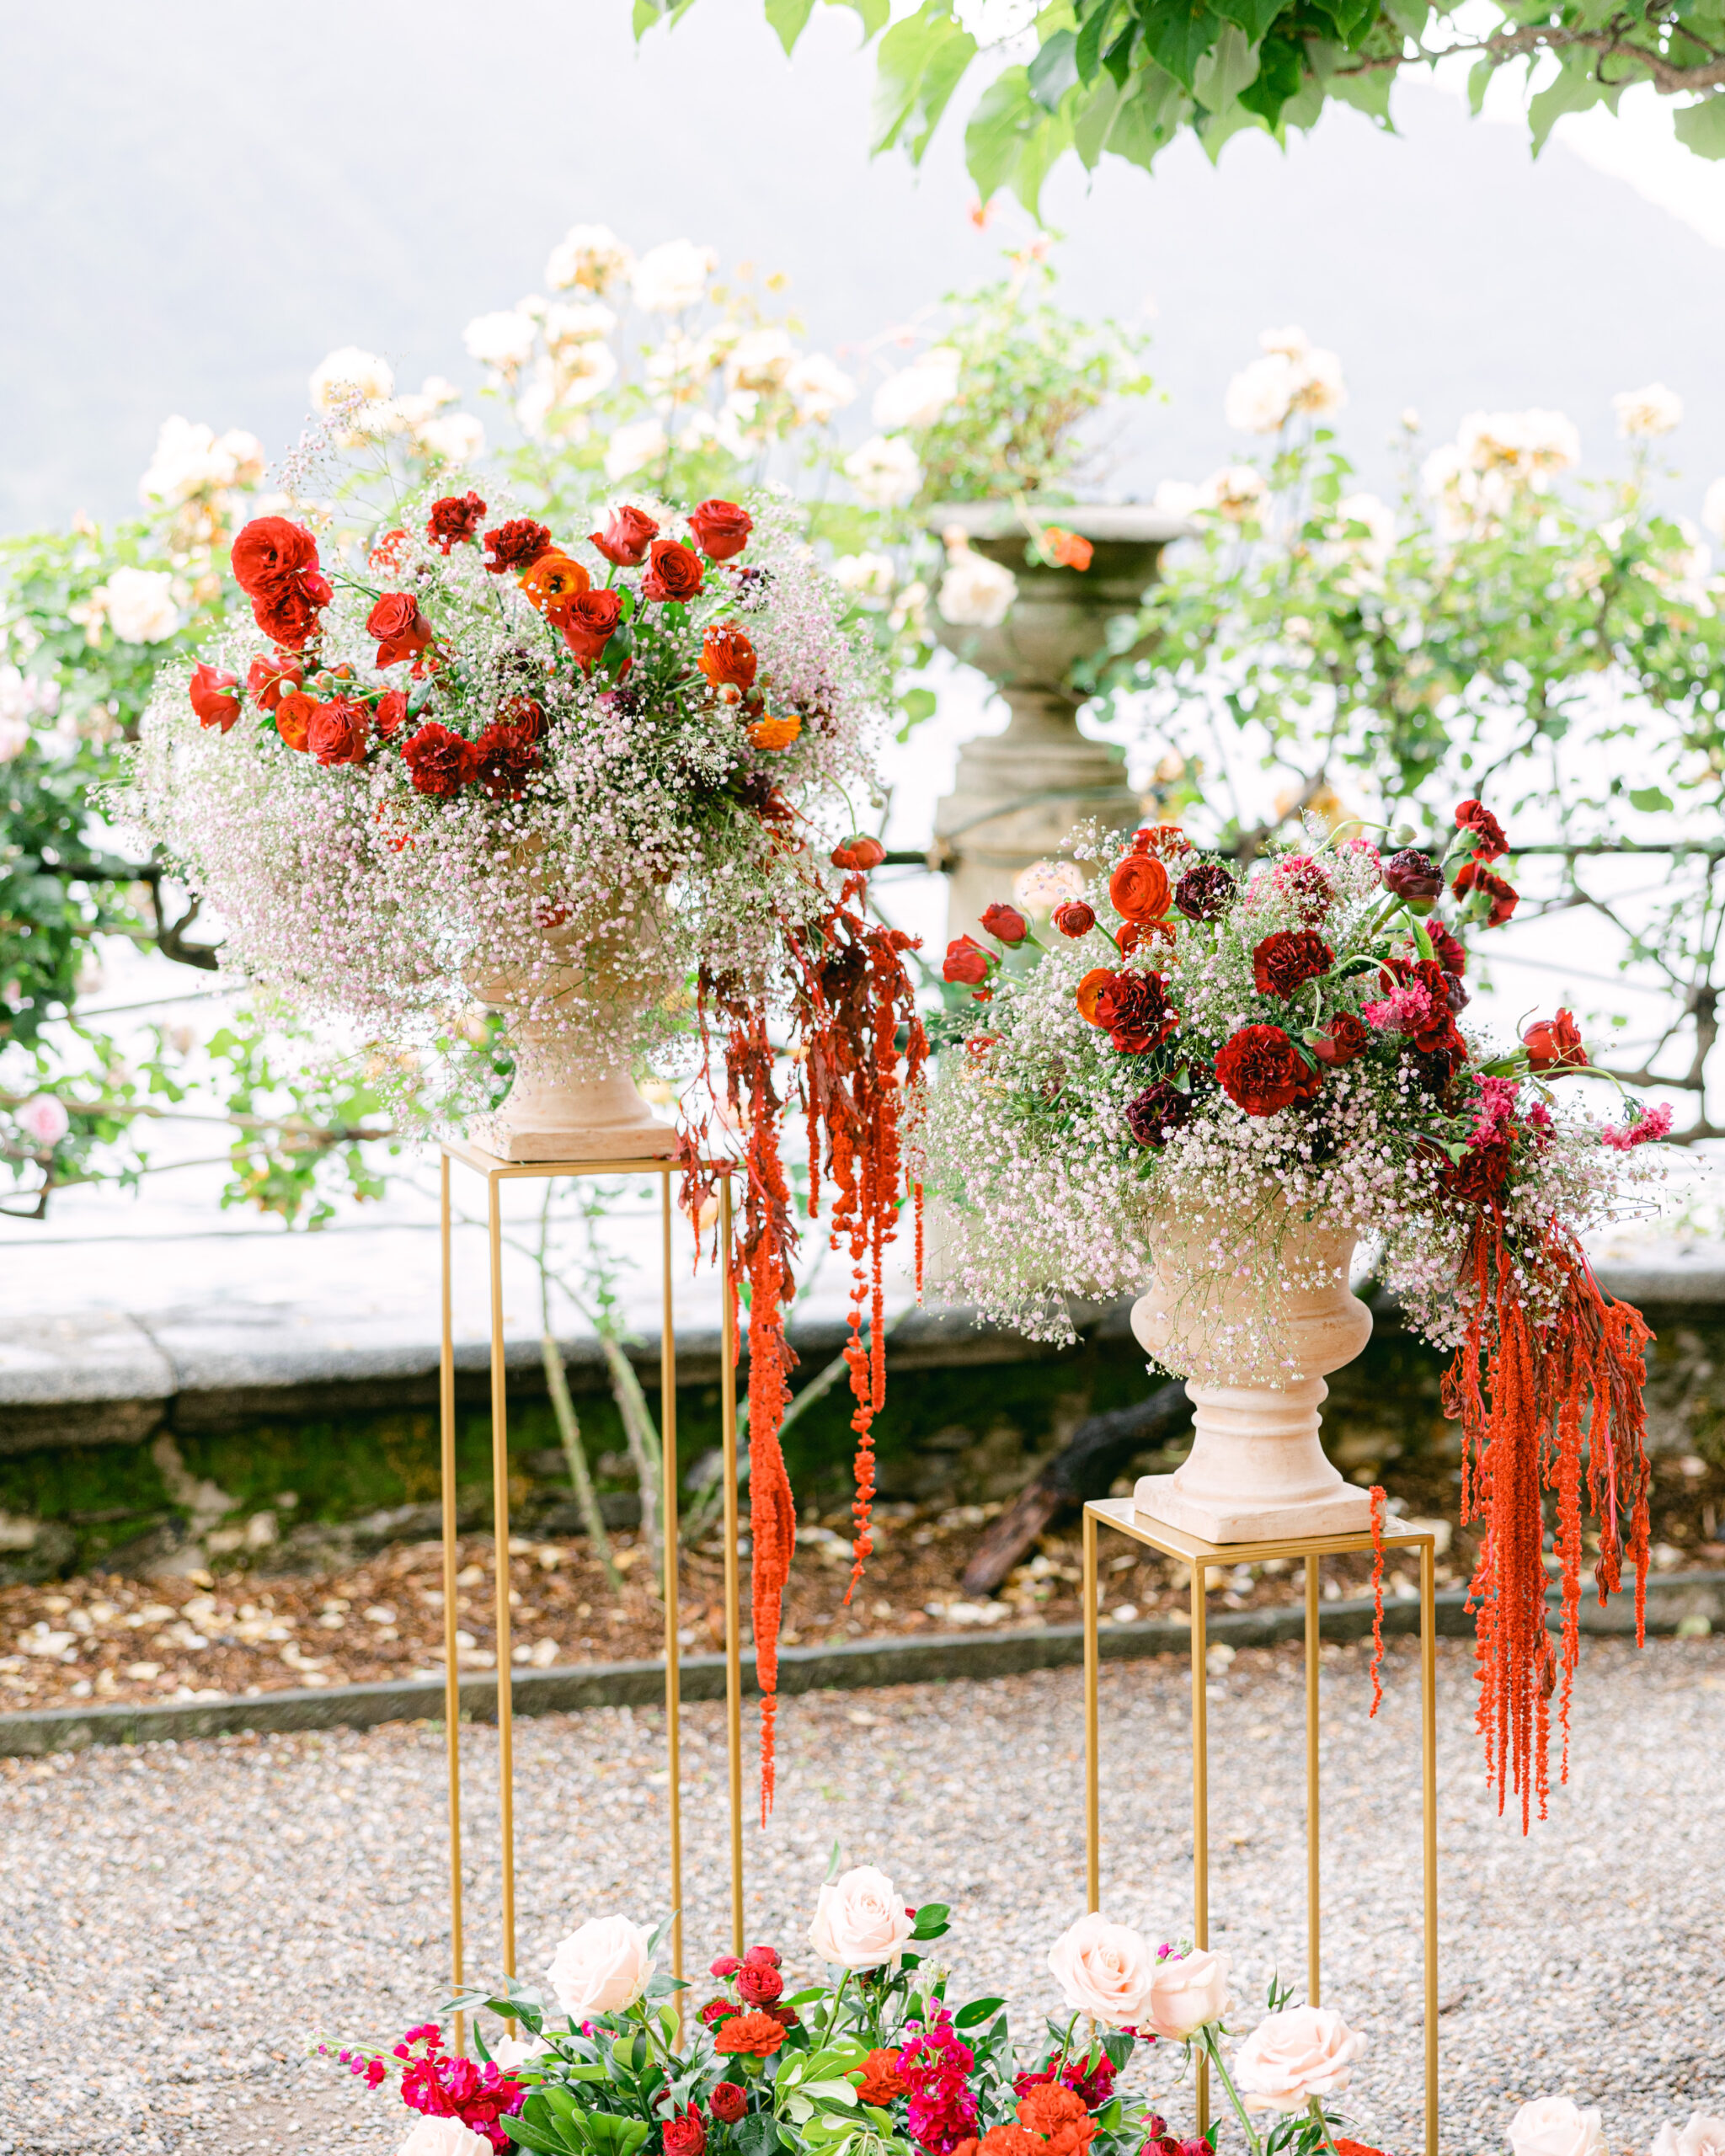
[641,538,705,603]
[1382,847,1445,910]
[189,663,240,732]
[1452,858,1519,926]
[246,652,302,712]
[688,499,754,563]
[375,690,409,737]
[1172,862,1236,921]
[482,519,554,574]
[664,2108,708,2156]
[426,492,487,554]
[1523,1008,1588,1070]
[709,2084,748,2125]
[943,936,995,986]
[1311,1012,1369,1066]
[251,577,329,651]
[832,835,885,872]
[473,719,542,802]
[1109,854,1171,924]
[590,505,661,567]
[981,903,1028,945]
[401,722,480,798]
[368,592,433,669]
[1454,798,1509,861]
[561,588,624,666]
[1052,901,1096,938]
[230,517,319,596]
[307,695,370,767]
[1445,1139,1514,1203]
[736,1961,783,2007]
[1124,1081,1189,1146]
[1429,921,1466,977]
[1252,929,1333,999]
[1093,971,1178,1054]
[1215,1024,1315,1116]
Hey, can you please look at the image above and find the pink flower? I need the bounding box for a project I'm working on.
[1361,983,1439,1035]
[896,2011,979,2154]
[1469,1076,1521,1149]
[17,1096,69,1147]
[1602,1102,1673,1150]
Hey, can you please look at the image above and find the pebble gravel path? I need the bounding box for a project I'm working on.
[2,1633,1721,2156]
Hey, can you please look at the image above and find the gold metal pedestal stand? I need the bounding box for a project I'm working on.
[437,1140,749,2050]
[1081,1501,1439,2156]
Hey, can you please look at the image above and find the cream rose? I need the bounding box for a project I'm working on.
[1653,2116,1725,2156]
[1140,1945,1231,2040]
[807,1864,916,1970]
[1231,2004,1365,2111]
[398,2120,494,2156]
[544,1914,654,2019]
[1506,2097,1609,2156]
[1046,1912,1156,2029]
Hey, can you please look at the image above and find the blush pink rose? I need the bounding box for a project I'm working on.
[1046,1912,1156,2030]
[1140,1945,1231,2040]
[1506,2099,1609,2156]
[1653,2118,1725,2156]
[807,1865,916,1970]
[545,1914,654,2019]
[397,2121,494,2156]
[1231,2004,1365,2112]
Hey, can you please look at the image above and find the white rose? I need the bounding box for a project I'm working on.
[1613,382,1683,440]
[872,350,960,432]
[545,223,634,295]
[845,435,921,509]
[1140,1945,1231,2039]
[1046,1913,1156,2028]
[937,548,1017,628]
[464,310,538,375]
[605,419,670,483]
[489,2031,547,2073]
[727,327,796,395]
[1507,2098,1609,2156]
[787,353,856,424]
[397,2121,494,2156]
[1199,465,1268,524]
[831,552,896,601]
[545,1914,654,2019]
[557,344,620,410]
[807,1864,916,1970]
[1231,2004,1365,2111]
[544,301,617,351]
[309,345,394,413]
[17,1097,71,1147]
[104,567,179,645]
[416,414,485,466]
[632,239,717,314]
[1225,353,1297,435]
[1152,479,1204,520]
[1259,324,1311,360]
[1652,2116,1725,2156]
[139,416,229,506]
[1289,345,1347,419]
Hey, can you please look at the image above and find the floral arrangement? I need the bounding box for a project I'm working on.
[916,803,1666,1825]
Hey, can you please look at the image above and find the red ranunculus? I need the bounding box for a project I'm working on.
[1093,970,1178,1054]
[473,719,542,802]
[664,2109,707,2156]
[700,622,757,691]
[482,519,553,574]
[1053,901,1096,938]
[980,903,1028,946]
[709,2084,747,2125]
[189,663,240,732]
[641,538,705,603]
[1452,858,1519,927]
[274,690,317,752]
[375,690,409,737]
[230,516,319,596]
[736,1961,784,2006]
[1108,853,1171,924]
[1311,1011,1370,1066]
[401,722,480,798]
[1454,798,1509,861]
[1523,1008,1588,1070]
[688,499,754,562]
[590,504,660,567]
[1252,929,1333,999]
[247,652,302,712]
[1076,967,1116,1025]
[561,588,624,665]
[1215,1024,1315,1116]
[943,935,995,986]
[307,695,370,767]
[367,592,432,669]
[426,491,487,554]
[831,835,885,871]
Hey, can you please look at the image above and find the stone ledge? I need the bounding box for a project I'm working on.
[3,1571,1715,1758]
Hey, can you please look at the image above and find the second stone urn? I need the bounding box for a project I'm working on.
[1130,1195,1374,1543]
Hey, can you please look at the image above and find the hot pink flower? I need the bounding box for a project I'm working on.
[1602,1102,1673,1150]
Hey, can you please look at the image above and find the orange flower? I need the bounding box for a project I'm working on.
[519,549,591,620]
[747,714,801,751]
[275,690,317,752]
[1042,526,1093,571]
[1119,919,1178,955]
[713,2010,788,2058]
[854,2048,906,2106]
[1108,853,1171,923]
[979,2129,1042,2156]
[701,622,758,691]
[1016,2085,1093,2156]
[1076,966,1118,1026]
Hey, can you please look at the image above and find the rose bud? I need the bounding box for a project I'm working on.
[1523,1008,1588,1070]
[832,835,886,872]
[663,2108,707,2156]
[742,1945,782,1968]
[1381,847,1445,912]
[943,936,996,986]
[1309,1013,1369,1066]
[1053,900,1096,939]
[590,504,660,567]
[189,663,241,732]
[980,902,1028,945]
[708,1955,742,1979]
[710,2085,748,2126]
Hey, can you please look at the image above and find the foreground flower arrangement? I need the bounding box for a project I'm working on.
[917,805,1666,1825]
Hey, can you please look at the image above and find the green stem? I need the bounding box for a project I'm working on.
[1307,2095,1343,2156]
[1198,2027,1263,2156]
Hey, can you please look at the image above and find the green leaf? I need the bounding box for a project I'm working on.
[1097,64,1186,168]
[1029,25,1081,107]
[1528,49,1618,154]
[1236,28,1305,123]
[1075,0,1123,81]
[963,65,1073,214]
[765,0,816,51]
[899,686,937,726]
[1142,0,1222,90]
[1211,0,1283,41]
[631,0,665,36]
[1629,785,1675,812]
[872,0,978,160]
[1192,20,1258,110]
[1324,59,1394,125]
[1674,93,1725,157]
[952,1995,1007,2027]
[829,0,890,35]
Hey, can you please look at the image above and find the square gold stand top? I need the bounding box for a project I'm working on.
[441,1136,734,1182]
[1086,1495,1437,1568]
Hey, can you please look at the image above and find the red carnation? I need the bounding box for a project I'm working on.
[1252,929,1333,999]
[832,835,885,872]
[1454,798,1509,861]
[473,719,542,802]
[856,2048,907,2106]
[1523,1008,1588,1071]
[641,538,705,603]
[1452,858,1519,927]
[401,722,480,798]
[482,519,553,574]
[664,2109,707,2156]
[375,690,409,737]
[980,902,1028,946]
[1092,970,1178,1054]
[189,663,240,732]
[1053,901,1095,938]
[710,2084,747,2125]
[1445,1138,1514,1203]
[1428,920,1466,976]
[426,492,487,554]
[1311,1012,1370,1066]
[230,516,318,597]
[307,695,370,767]
[943,935,995,986]
[688,499,754,563]
[590,504,660,567]
[736,1961,784,2007]
[1215,1024,1316,1116]
[561,588,623,666]
[713,2011,787,2059]
[367,592,433,669]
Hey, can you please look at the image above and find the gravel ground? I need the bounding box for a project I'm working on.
[2,1634,1722,2156]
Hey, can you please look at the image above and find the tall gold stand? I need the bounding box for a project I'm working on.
[1081,1501,1439,2156]
[438,1140,746,2042]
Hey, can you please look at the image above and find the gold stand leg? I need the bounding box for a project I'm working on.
[1306,1554,1321,2009]
[1421,1538,1439,2156]
[718,1177,745,1956]
[487,1175,516,1983]
[660,1172,684,2033]
[1082,1506,1099,1913]
[440,1154,466,2056]
[1191,1560,1209,2139]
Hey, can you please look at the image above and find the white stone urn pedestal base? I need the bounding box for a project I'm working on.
[1128,1198,1373,1545]
[470,1053,676,1164]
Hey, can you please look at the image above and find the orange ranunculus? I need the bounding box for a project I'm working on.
[519,550,591,620]
[713,2010,788,2058]
[1109,853,1172,923]
[701,622,758,691]
[1042,526,1093,571]
[978,2129,1043,2156]
[747,713,801,751]
[854,2048,906,2106]
[1016,2084,1093,2156]
[275,690,317,752]
[1076,967,1119,1026]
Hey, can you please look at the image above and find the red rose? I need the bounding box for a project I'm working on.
[1523,1008,1588,1070]
[1252,929,1333,999]
[246,652,302,712]
[699,1998,740,2030]
[367,592,433,669]
[943,936,995,986]
[274,690,316,752]
[251,577,329,651]
[230,517,318,596]
[189,663,240,732]
[375,690,409,737]
[1214,1024,1315,1116]
[401,722,480,797]
[1452,858,1518,927]
[306,695,370,767]
[688,499,754,563]
[736,1961,783,2006]
[590,504,660,567]
[426,492,487,553]
[709,2084,747,2126]
[1454,798,1509,861]
[1093,970,1178,1054]
[641,538,705,603]
[831,835,885,871]
[561,588,624,665]
[1311,1012,1369,1066]
[499,695,546,741]
[742,1946,782,1968]
[473,718,543,802]
[664,2109,707,2156]
[482,519,554,574]
[1053,901,1096,938]
[700,622,758,691]
[709,1956,742,1979]
[980,903,1028,946]
[1125,1081,1190,1146]
[1108,854,1171,924]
